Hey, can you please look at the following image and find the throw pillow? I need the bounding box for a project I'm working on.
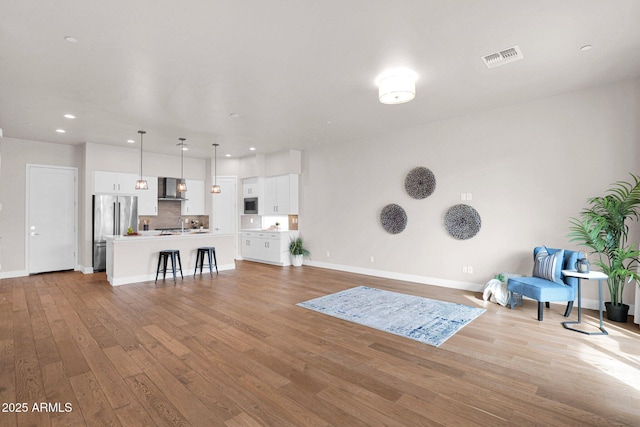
[532,247,565,285]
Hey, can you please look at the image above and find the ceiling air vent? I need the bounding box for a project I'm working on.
[481,45,523,68]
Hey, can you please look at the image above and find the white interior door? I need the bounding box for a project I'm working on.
[28,165,77,274]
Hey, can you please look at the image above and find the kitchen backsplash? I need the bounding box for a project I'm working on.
[139,200,209,230]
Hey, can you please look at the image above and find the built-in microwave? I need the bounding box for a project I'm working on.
[244,197,258,214]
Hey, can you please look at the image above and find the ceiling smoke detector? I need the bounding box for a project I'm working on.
[481,45,523,68]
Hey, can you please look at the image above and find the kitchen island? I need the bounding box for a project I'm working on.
[105,231,236,286]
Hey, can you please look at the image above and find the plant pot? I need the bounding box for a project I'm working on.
[604,302,629,323]
[291,254,303,267]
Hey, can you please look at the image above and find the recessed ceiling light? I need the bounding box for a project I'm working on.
[64,114,76,119]
[56,129,66,133]
[249,147,256,151]
[580,45,593,51]
[229,113,240,118]
[127,139,135,144]
[64,36,78,43]
[225,154,231,157]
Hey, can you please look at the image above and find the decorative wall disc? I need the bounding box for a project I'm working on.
[405,167,436,199]
[380,204,408,234]
[444,204,481,240]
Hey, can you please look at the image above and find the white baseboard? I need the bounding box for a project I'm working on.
[0,269,28,279]
[305,260,484,292]
[76,264,94,274]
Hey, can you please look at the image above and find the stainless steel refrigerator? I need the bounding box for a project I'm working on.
[92,195,138,271]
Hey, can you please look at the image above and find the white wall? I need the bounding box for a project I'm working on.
[301,78,640,308]
[0,138,82,275]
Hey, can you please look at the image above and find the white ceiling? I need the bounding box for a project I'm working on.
[1,0,639,159]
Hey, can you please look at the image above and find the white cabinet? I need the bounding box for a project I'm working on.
[241,231,298,266]
[93,171,139,194]
[137,175,158,215]
[242,177,264,198]
[181,179,205,215]
[211,177,237,233]
[263,174,299,215]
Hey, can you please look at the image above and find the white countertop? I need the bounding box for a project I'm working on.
[107,230,219,241]
[240,229,297,233]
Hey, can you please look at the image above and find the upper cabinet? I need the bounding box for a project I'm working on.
[242,177,264,198]
[94,171,139,194]
[263,174,299,215]
[137,175,158,215]
[181,179,205,215]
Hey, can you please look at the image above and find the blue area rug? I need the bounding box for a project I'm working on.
[297,286,485,347]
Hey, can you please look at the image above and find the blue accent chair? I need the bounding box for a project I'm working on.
[507,247,579,321]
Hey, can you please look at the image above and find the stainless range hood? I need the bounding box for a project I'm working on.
[158,177,188,201]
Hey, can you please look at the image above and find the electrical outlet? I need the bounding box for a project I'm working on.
[370,256,375,263]
[460,193,466,201]
[326,250,330,257]
[462,266,468,273]
[466,193,473,201]
[468,266,474,274]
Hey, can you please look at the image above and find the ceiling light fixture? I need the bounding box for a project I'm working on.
[376,69,418,104]
[249,147,256,151]
[64,114,76,119]
[177,138,187,192]
[135,131,148,190]
[127,139,135,143]
[56,129,66,133]
[211,143,221,194]
[64,36,78,43]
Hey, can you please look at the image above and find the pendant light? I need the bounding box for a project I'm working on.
[210,143,221,194]
[135,130,148,190]
[177,138,187,192]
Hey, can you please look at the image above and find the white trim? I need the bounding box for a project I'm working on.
[0,270,28,279]
[305,260,483,292]
[76,264,94,274]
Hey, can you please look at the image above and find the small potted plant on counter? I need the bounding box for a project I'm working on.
[289,236,310,267]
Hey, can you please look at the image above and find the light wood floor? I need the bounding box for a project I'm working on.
[1,261,639,426]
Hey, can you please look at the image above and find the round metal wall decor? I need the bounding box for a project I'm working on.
[380,203,408,234]
[405,167,436,199]
[444,204,481,240]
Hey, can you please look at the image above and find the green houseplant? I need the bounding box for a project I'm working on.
[289,236,310,267]
[568,174,640,322]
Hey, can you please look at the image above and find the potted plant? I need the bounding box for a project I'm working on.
[568,174,640,322]
[289,236,310,267]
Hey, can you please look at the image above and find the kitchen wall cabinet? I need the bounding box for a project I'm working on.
[93,171,139,194]
[241,231,298,266]
[263,174,298,215]
[242,177,264,198]
[181,179,205,215]
[137,175,158,215]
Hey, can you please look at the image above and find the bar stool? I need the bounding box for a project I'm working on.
[194,247,218,276]
[156,250,183,283]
